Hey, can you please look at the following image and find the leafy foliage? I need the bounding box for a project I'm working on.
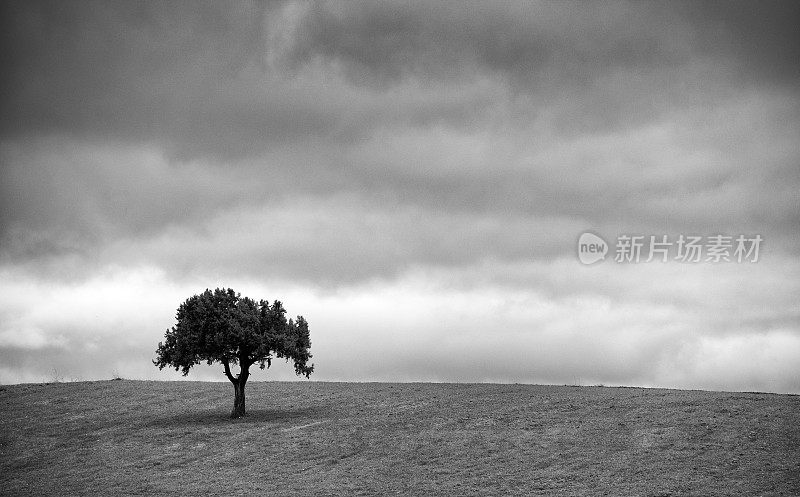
[154,288,314,379]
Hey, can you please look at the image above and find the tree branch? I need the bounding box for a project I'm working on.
[222,359,237,383]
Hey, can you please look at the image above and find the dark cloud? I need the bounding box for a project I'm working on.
[281,2,689,84]
[680,0,800,88]
[0,0,291,158]
[3,0,795,162]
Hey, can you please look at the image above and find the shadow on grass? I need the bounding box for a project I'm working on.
[143,405,333,428]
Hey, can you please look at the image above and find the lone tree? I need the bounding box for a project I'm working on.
[154,288,313,418]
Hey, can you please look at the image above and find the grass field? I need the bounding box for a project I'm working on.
[1,380,798,496]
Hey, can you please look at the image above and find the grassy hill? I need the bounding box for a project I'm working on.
[1,380,798,496]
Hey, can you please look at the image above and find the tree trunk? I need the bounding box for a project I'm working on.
[231,379,246,418]
[224,360,250,419]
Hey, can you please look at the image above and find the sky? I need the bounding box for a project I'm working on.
[1,1,798,392]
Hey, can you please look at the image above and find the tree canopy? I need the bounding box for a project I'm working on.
[154,288,313,417]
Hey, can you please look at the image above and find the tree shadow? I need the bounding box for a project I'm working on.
[143,404,333,428]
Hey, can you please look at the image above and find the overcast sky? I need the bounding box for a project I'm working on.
[1,1,798,392]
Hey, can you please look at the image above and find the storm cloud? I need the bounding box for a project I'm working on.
[1,1,798,392]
